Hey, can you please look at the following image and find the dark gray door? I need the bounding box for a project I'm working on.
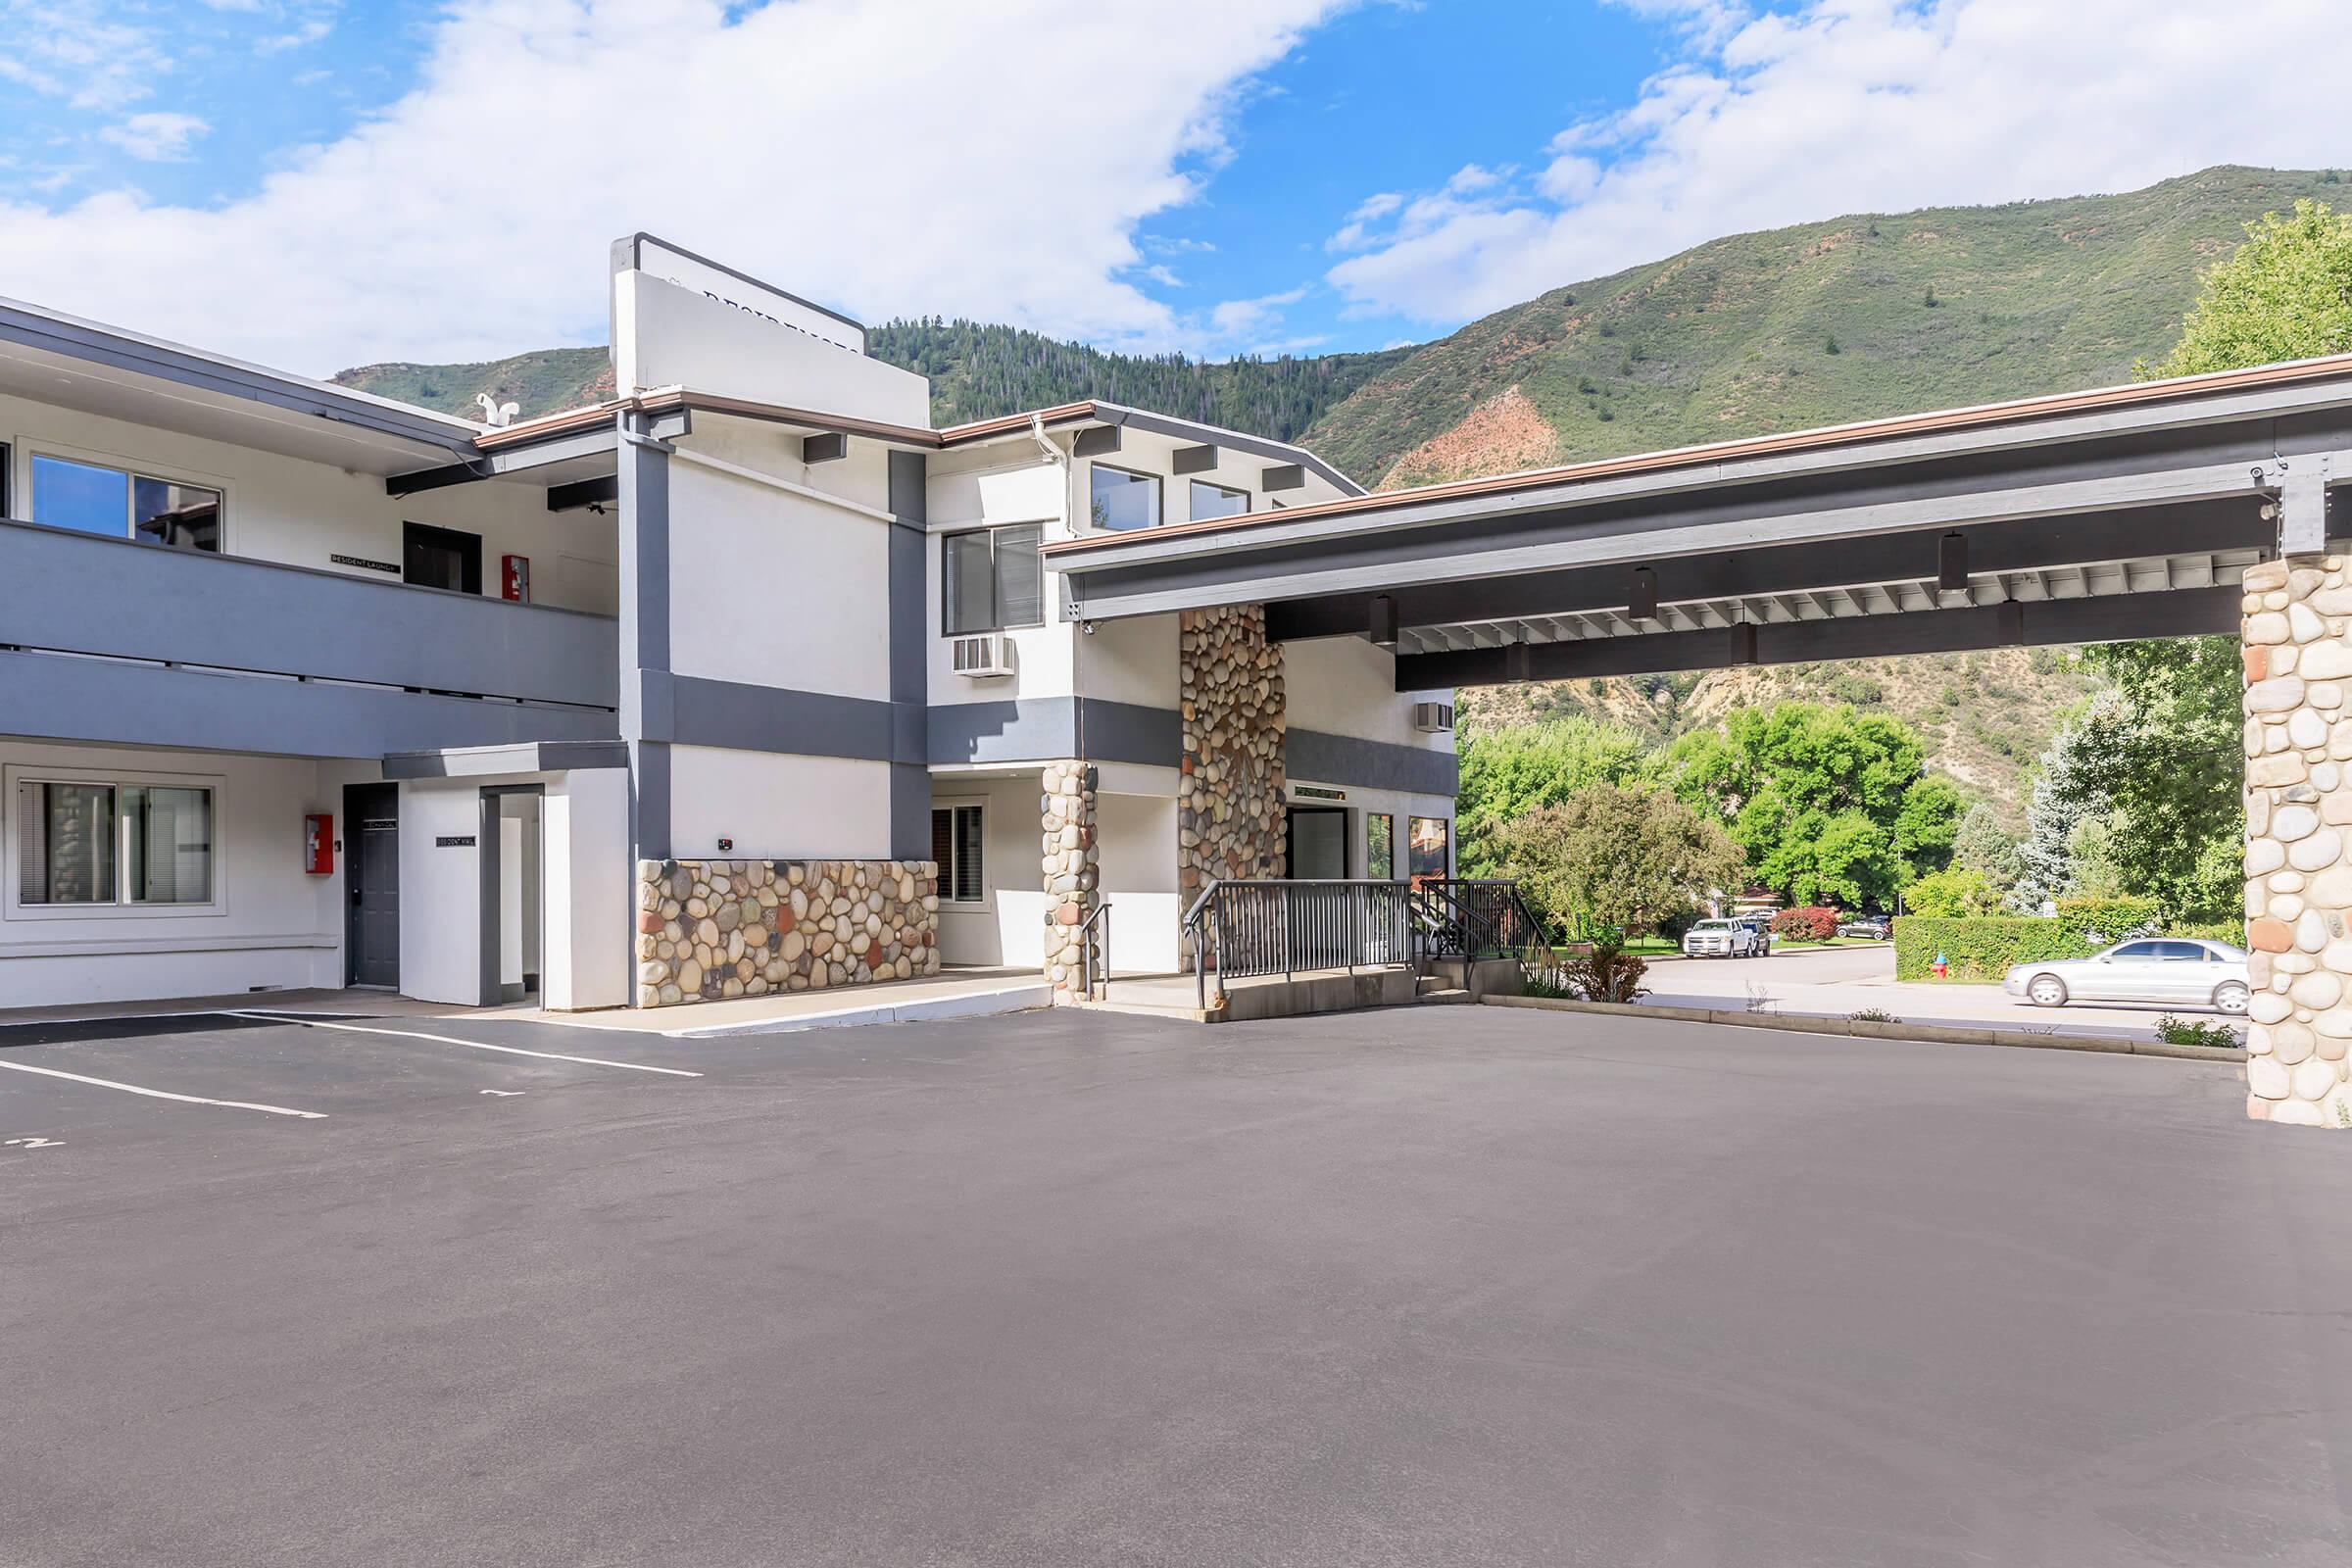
[345,784,400,989]
[403,521,482,593]
[1287,808,1348,880]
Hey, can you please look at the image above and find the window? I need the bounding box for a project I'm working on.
[942,525,1044,635]
[31,455,221,551]
[931,804,984,904]
[1367,813,1396,881]
[16,779,214,906]
[404,521,482,593]
[1408,815,1450,882]
[1190,479,1249,521]
[1088,465,1160,531]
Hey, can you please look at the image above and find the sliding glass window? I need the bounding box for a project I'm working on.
[942,525,1044,635]
[31,455,221,550]
[15,779,214,906]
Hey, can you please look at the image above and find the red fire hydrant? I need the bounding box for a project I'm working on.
[1931,952,1949,979]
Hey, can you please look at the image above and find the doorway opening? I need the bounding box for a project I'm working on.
[478,785,545,1006]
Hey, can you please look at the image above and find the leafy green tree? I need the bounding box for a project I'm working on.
[1904,865,2003,917]
[1456,718,1649,875]
[2062,814,2132,901]
[2139,199,2352,378]
[1950,802,2024,901]
[1660,702,1962,908]
[2016,698,2113,912]
[1488,782,1743,938]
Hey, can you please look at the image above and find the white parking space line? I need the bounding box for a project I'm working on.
[229,1014,704,1078]
[0,1058,327,1119]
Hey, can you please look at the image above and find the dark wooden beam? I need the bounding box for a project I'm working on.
[386,459,493,497]
[547,474,619,513]
[1262,463,1305,493]
[1396,586,2240,690]
[1072,425,1122,458]
[1172,444,1218,475]
[802,431,849,465]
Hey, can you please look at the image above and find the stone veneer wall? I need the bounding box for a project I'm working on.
[1040,760,1099,1000]
[635,858,939,1008]
[1178,605,1288,900]
[2241,557,2352,1128]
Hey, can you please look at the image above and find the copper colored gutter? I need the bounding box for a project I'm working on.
[1040,351,2352,556]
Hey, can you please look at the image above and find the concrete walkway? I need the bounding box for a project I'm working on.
[0,968,1053,1040]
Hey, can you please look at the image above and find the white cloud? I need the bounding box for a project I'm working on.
[98,112,211,162]
[1326,0,2352,325]
[0,3,172,111]
[3,0,1353,372]
[1209,285,1309,339]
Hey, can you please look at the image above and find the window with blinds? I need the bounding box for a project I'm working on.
[930,805,984,904]
[16,778,214,906]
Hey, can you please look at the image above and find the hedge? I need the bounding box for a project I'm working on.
[1891,915,2248,982]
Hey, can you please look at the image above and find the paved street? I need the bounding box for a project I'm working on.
[2,1003,2341,1566]
[1645,944,2230,1040]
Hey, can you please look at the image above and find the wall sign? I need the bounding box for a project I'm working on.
[435,835,476,849]
[1294,785,1347,803]
[331,554,402,575]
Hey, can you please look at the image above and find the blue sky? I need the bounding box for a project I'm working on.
[4,1,2347,373]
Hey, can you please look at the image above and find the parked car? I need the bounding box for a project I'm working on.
[1683,918,1767,958]
[2003,938,2250,1013]
[1735,914,1775,955]
[1838,914,1893,941]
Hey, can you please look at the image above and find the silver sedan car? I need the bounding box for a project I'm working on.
[2003,938,2250,1013]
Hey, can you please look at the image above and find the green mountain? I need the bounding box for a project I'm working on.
[328,166,2341,822]
[1308,166,2344,486]
[331,324,1410,444]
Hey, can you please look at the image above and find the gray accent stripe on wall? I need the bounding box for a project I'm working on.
[887,450,932,858]
[927,698,1181,768]
[659,673,897,760]
[1288,728,1459,798]
[618,414,673,862]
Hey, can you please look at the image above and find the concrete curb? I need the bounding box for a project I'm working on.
[662,984,1054,1038]
[1478,993,2246,1063]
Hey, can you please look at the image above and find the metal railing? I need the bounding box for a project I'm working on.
[1076,902,1112,1002]
[1409,878,1553,964]
[1181,879,1419,1008]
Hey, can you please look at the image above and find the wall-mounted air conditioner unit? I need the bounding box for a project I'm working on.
[951,632,1015,679]
[1412,701,1454,734]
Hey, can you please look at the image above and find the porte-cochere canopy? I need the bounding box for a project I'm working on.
[1045,354,2352,686]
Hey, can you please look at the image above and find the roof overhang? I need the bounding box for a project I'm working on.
[1038,353,2352,688]
[0,296,487,477]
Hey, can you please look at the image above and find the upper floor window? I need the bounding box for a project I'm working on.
[31,455,221,551]
[1089,465,1160,531]
[943,524,1044,635]
[1190,480,1250,521]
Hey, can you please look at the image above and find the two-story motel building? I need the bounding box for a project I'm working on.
[0,236,1456,1011]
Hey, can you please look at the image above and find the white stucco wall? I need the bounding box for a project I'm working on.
[1097,787,1179,973]
[667,745,892,862]
[395,780,485,1005]
[931,773,1049,969]
[1282,635,1453,757]
[542,768,629,1011]
[0,391,619,613]
[0,741,352,1006]
[614,270,929,427]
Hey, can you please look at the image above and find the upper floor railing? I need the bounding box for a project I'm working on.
[0,517,618,757]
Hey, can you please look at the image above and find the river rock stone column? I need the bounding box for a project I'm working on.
[1042,760,1099,1001]
[2242,557,2352,1128]
[1178,606,1288,899]
[634,858,939,1008]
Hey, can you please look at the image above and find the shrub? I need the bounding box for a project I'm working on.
[1848,1007,1900,1024]
[2053,896,2160,942]
[1560,929,1649,1004]
[1772,906,1840,942]
[1905,866,2003,918]
[2154,1015,2243,1050]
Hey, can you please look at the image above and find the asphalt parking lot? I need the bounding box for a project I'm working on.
[4,1003,2347,1566]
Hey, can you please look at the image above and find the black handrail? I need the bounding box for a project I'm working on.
[1180,879,1419,1008]
[1409,878,1552,964]
[1076,901,1113,1002]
